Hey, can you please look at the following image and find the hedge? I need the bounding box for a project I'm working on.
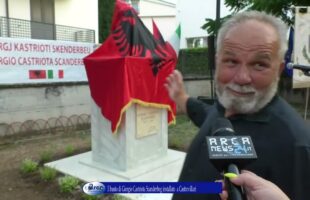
[176,48,211,79]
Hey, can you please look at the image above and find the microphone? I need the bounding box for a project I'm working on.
[287,63,310,76]
[206,118,257,200]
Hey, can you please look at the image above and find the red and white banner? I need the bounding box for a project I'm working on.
[0,37,96,84]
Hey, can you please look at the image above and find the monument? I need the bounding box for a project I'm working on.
[79,100,185,182]
[46,1,185,199]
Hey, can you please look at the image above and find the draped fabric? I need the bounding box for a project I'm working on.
[83,0,177,133]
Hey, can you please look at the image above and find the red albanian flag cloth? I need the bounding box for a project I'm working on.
[83,0,177,133]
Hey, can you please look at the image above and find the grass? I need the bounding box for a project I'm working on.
[112,194,132,200]
[64,144,75,156]
[39,167,57,181]
[82,194,103,200]
[39,149,54,163]
[82,194,102,200]
[58,175,80,193]
[20,158,39,174]
[168,114,199,151]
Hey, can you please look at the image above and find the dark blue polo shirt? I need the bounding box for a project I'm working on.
[173,95,310,200]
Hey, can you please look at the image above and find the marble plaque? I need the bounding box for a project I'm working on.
[135,104,161,139]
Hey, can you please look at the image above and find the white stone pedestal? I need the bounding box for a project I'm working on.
[90,99,171,173]
[46,100,185,200]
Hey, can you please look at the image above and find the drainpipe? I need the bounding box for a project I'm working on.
[210,0,221,99]
[216,0,220,36]
[5,0,10,37]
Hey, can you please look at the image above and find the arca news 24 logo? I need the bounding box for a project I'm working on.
[83,182,105,195]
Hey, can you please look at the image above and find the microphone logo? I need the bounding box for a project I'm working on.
[206,136,257,159]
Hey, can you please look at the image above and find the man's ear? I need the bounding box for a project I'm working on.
[279,62,285,74]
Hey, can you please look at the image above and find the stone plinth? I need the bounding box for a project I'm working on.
[91,100,168,172]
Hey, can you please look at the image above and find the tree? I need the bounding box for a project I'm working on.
[98,0,115,43]
[202,0,310,35]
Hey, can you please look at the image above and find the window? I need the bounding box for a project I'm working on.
[186,37,208,48]
[30,0,55,40]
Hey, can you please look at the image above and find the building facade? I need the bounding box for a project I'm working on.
[136,0,177,41]
[0,0,212,136]
[0,0,97,43]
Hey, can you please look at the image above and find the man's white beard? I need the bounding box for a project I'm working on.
[215,77,279,114]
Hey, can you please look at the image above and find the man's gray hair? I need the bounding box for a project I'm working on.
[216,11,288,60]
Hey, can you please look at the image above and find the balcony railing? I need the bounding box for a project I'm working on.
[0,16,95,43]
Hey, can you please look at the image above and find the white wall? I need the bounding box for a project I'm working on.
[55,0,98,43]
[0,0,5,17]
[139,0,177,41]
[141,17,177,41]
[1,0,98,42]
[139,0,176,16]
[0,85,91,136]
[178,0,231,48]
[8,0,30,20]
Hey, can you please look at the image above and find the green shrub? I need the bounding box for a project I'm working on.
[168,115,198,151]
[39,149,54,163]
[20,158,38,174]
[39,167,57,181]
[58,175,79,193]
[82,194,102,200]
[112,194,131,200]
[65,144,75,155]
[177,48,210,77]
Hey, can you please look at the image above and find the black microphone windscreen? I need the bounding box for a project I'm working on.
[211,118,234,136]
[206,118,257,170]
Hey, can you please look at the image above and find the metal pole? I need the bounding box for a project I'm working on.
[5,0,10,37]
[211,0,221,99]
[208,35,215,99]
[304,88,309,120]
[216,0,221,33]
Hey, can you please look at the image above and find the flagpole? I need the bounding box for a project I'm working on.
[216,0,221,34]
[210,0,221,100]
[304,88,309,120]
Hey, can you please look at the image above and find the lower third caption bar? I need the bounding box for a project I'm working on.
[82,182,222,195]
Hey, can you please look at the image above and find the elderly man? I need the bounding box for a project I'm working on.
[165,11,310,200]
